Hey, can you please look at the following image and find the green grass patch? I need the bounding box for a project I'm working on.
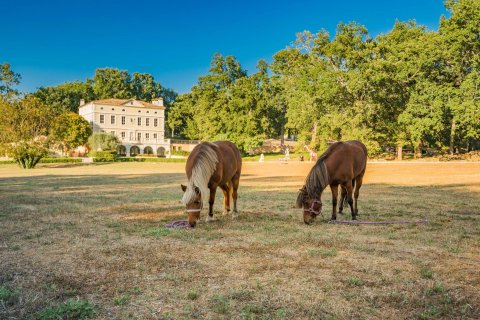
[38,299,96,320]
[146,227,173,238]
[425,282,445,296]
[420,267,434,279]
[187,288,199,300]
[0,285,18,304]
[307,248,338,257]
[113,294,130,306]
[345,277,364,287]
[212,295,230,314]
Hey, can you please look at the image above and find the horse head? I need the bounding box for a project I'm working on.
[296,186,322,225]
[181,184,202,227]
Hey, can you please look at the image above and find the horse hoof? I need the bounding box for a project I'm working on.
[206,215,216,222]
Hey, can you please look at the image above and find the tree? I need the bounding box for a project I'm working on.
[0,96,54,168]
[168,54,282,152]
[87,132,119,152]
[439,0,480,153]
[34,81,95,114]
[0,63,21,98]
[50,112,92,154]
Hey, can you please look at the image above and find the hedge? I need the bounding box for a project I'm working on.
[0,157,82,165]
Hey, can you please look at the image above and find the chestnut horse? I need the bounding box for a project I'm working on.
[181,141,242,227]
[296,140,367,224]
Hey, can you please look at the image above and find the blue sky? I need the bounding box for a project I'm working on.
[1,0,447,95]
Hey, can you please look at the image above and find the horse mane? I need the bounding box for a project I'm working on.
[296,143,344,207]
[182,143,219,206]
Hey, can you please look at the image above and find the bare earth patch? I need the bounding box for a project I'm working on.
[0,161,479,319]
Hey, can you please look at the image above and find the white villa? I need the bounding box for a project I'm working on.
[79,98,171,157]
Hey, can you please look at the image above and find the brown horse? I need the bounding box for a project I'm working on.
[181,141,242,227]
[296,140,367,224]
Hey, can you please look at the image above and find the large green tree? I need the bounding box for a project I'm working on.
[34,81,95,114]
[50,112,92,154]
[0,96,54,168]
[168,54,283,152]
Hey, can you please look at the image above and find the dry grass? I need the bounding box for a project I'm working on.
[0,161,479,319]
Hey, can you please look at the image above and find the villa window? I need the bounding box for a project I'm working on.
[138,117,142,126]
[121,132,126,139]
[130,132,134,140]
[154,118,158,127]
[145,133,150,141]
[153,133,157,140]
[121,116,126,125]
[111,115,115,124]
[137,132,141,140]
[100,114,105,124]
[146,118,150,126]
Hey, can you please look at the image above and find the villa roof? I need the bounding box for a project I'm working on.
[81,98,164,109]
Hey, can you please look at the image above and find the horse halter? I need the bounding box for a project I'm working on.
[304,199,322,216]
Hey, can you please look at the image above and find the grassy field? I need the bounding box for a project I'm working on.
[0,161,479,319]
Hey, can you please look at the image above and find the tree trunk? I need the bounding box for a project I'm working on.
[397,146,403,161]
[280,124,284,147]
[449,119,456,155]
[311,122,318,148]
[415,140,423,159]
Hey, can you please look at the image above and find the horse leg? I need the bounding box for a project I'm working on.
[220,183,231,215]
[338,186,347,214]
[206,187,217,222]
[345,181,356,220]
[231,175,240,219]
[330,184,338,221]
[354,175,363,216]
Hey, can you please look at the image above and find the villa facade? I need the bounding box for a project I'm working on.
[79,98,170,157]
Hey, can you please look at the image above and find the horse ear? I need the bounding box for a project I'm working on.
[181,184,187,192]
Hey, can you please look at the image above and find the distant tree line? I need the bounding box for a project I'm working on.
[169,0,479,155]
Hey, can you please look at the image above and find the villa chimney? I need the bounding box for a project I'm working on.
[151,97,164,107]
[79,99,85,106]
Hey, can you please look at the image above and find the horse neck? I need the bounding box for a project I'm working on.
[306,160,329,197]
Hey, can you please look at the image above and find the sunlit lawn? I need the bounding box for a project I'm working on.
[0,161,479,319]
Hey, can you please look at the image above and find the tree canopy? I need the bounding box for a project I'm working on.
[169,0,479,155]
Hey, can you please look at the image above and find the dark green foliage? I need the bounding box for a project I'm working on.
[33,82,95,114]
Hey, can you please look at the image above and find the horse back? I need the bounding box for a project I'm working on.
[213,141,242,182]
[323,140,367,182]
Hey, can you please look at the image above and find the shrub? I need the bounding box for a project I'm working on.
[87,133,119,152]
[6,141,49,169]
[88,151,117,162]
[171,150,190,156]
[39,157,82,163]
